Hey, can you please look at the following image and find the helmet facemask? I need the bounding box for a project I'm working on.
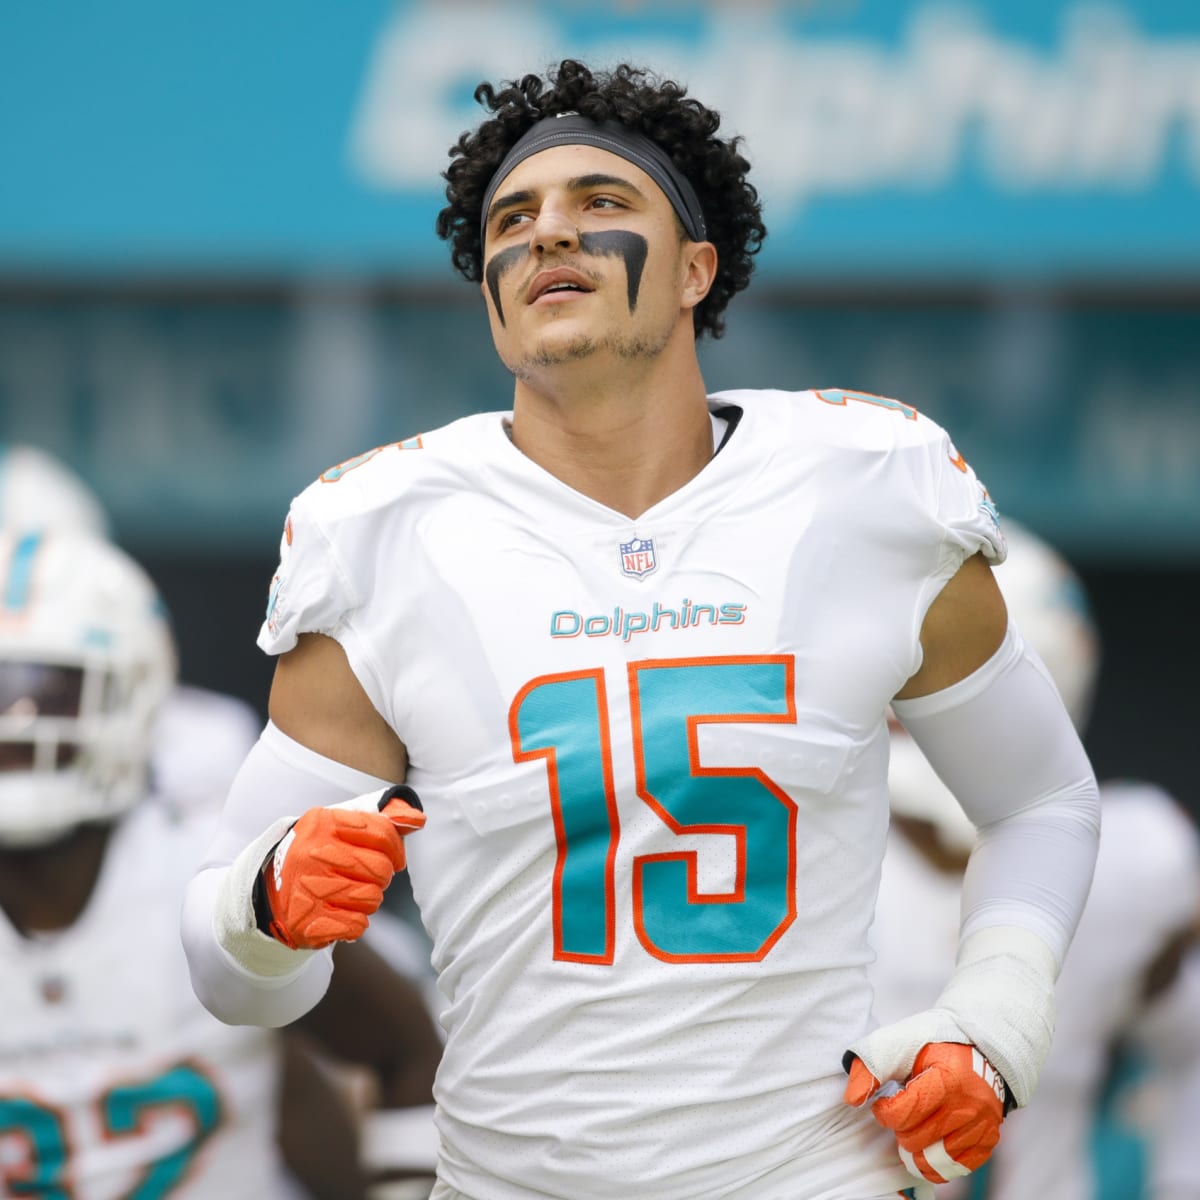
[0,533,176,848]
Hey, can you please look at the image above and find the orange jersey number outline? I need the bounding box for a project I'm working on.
[511,656,797,965]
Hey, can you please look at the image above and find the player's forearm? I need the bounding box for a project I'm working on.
[956,768,1098,963]
[880,623,1100,1113]
[181,863,334,1027]
[180,721,399,1026]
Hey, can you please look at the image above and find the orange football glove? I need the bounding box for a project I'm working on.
[844,1042,1008,1185]
[260,786,426,950]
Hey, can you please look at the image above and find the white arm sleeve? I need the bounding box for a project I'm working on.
[891,622,1101,968]
[854,623,1101,1107]
[180,721,397,1028]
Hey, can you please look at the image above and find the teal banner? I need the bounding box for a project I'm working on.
[1,1,1198,280]
[1,294,1196,560]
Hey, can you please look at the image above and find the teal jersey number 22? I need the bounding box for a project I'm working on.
[0,1061,221,1198]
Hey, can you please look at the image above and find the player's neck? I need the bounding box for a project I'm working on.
[508,348,714,519]
[0,824,112,935]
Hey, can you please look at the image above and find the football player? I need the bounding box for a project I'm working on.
[182,60,1101,1200]
[0,442,267,808]
[0,527,441,1198]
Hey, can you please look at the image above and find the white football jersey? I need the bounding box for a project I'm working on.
[0,801,299,1199]
[260,388,1004,1200]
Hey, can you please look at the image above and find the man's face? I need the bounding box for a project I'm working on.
[479,144,692,380]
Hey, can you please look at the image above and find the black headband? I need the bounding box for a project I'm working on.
[479,112,707,246]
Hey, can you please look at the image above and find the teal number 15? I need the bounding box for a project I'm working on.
[510,655,798,965]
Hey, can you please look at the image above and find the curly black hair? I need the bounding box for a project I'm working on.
[435,59,766,340]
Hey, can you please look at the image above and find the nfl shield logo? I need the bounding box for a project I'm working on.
[620,536,658,579]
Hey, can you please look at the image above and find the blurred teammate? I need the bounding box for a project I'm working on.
[0,520,441,1196]
[871,521,1200,1200]
[0,444,445,1190]
[181,60,1100,1199]
[0,528,327,1196]
[0,442,268,805]
[0,444,113,539]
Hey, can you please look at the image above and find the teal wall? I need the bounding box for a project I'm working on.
[2,291,1196,561]
[1,1,1198,280]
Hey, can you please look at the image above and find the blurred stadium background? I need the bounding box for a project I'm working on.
[1,0,1196,813]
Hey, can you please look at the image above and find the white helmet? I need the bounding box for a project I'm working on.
[0,529,177,846]
[0,445,112,538]
[888,520,1100,853]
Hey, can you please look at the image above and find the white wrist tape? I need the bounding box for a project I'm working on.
[934,926,1057,1107]
[851,926,1056,1108]
[212,814,314,978]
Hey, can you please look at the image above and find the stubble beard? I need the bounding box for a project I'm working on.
[506,324,673,381]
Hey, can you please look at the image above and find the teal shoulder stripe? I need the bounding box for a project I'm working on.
[5,532,42,613]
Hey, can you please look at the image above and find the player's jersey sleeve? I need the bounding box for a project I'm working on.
[257,490,358,657]
[839,391,1008,645]
[767,386,1007,582]
[889,411,1009,640]
[927,427,1007,568]
[259,489,355,657]
[253,465,412,727]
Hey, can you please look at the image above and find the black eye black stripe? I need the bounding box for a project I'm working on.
[484,231,649,325]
